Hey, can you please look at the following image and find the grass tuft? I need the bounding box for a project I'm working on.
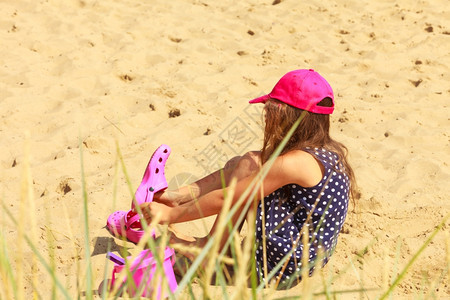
[0,133,448,299]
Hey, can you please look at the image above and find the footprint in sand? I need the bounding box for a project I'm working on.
[57,177,77,196]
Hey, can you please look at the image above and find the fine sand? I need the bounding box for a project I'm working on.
[1,0,449,298]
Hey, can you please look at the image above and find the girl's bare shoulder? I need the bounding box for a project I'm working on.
[277,150,324,187]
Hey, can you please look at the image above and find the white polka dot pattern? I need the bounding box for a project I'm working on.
[255,147,350,284]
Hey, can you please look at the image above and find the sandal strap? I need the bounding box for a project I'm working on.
[126,213,141,228]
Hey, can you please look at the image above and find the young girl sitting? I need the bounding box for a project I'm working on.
[139,69,356,287]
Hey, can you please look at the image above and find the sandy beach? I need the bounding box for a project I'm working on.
[1,0,449,298]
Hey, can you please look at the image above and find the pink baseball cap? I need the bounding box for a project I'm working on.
[249,69,334,114]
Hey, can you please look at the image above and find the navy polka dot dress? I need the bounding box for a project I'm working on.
[255,147,350,286]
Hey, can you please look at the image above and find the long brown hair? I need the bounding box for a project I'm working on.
[261,98,358,202]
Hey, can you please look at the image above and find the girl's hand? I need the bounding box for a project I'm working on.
[140,202,174,224]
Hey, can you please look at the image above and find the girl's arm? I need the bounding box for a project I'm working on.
[155,155,242,206]
[143,150,323,224]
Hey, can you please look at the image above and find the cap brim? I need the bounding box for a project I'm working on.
[249,94,270,104]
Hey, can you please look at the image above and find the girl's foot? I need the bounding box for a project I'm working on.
[168,225,206,261]
[168,225,205,277]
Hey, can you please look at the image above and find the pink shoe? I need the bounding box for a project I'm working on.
[106,210,150,244]
[132,144,171,209]
[107,144,171,243]
[109,248,178,298]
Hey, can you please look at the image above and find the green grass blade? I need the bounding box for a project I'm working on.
[0,222,17,300]
[79,138,93,300]
[272,287,379,299]
[214,261,230,300]
[100,242,113,299]
[379,214,449,299]
[1,202,71,300]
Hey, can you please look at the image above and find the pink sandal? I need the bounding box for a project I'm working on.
[108,248,177,298]
[106,211,147,244]
[132,144,171,209]
[107,144,171,243]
